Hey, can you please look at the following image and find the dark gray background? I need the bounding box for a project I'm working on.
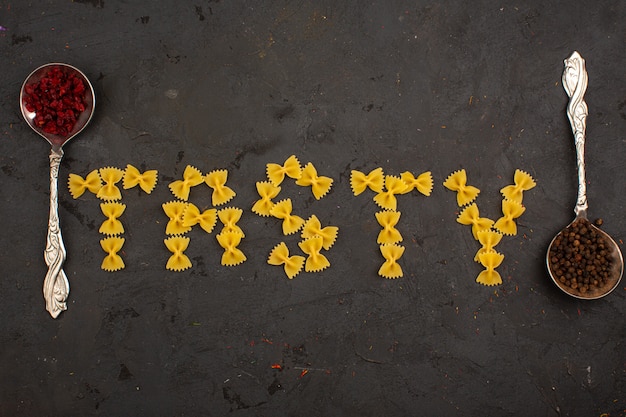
[1,1,624,416]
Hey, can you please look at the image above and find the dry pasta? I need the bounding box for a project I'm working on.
[400,171,433,196]
[216,231,246,266]
[350,167,384,196]
[182,202,217,234]
[500,169,536,204]
[298,236,330,272]
[99,202,126,236]
[474,229,503,262]
[68,169,102,199]
[123,164,158,194]
[443,169,480,207]
[205,169,236,206]
[266,155,302,186]
[295,162,333,200]
[373,175,408,211]
[457,203,494,240]
[476,251,504,286]
[162,201,192,235]
[494,199,525,236]
[168,165,204,201]
[251,181,281,217]
[100,236,125,272]
[97,167,124,201]
[375,210,403,245]
[267,242,306,279]
[217,207,245,237]
[378,243,404,279]
[269,199,305,235]
[300,214,338,250]
[164,236,192,271]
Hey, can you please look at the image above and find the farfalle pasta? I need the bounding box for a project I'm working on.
[251,181,281,217]
[266,155,302,186]
[162,201,191,235]
[123,164,158,194]
[168,165,204,201]
[267,242,305,279]
[443,169,480,207]
[476,251,504,286]
[269,199,305,235]
[100,236,125,272]
[400,171,433,196]
[164,236,192,271]
[217,207,245,237]
[295,162,333,200]
[298,236,330,272]
[378,243,404,279]
[205,169,236,206]
[99,202,126,236]
[301,215,338,250]
[494,199,525,236]
[373,175,408,211]
[457,203,494,240]
[350,167,384,196]
[68,169,102,199]
[375,210,403,245]
[216,231,246,266]
[97,167,125,201]
[474,229,503,262]
[182,202,217,234]
[500,169,536,204]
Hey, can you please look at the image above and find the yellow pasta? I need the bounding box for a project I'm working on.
[168,165,204,201]
[99,202,126,236]
[350,167,385,196]
[68,169,102,199]
[375,210,403,245]
[400,171,433,196]
[164,236,192,271]
[97,166,124,201]
[269,199,305,235]
[476,251,504,286]
[217,207,245,237]
[267,242,306,279]
[162,201,192,235]
[100,236,125,272]
[373,175,408,211]
[500,169,536,204]
[295,162,333,200]
[123,164,158,194]
[443,169,480,207]
[205,169,237,206]
[494,199,525,236]
[457,203,495,240]
[298,236,330,272]
[266,154,302,186]
[300,215,339,250]
[251,181,281,217]
[378,243,404,279]
[216,231,246,266]
[182,202,217,234]
[474,229,503,262]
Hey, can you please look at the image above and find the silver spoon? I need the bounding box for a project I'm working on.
[546,52,623,300]
[20,63,95,318]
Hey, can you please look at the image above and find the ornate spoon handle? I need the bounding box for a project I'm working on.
[43,148,69,318]
[562,51,589,218]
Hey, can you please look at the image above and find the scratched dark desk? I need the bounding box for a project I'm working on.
[1,1,624,416]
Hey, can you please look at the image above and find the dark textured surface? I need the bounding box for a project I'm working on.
[1,1,625,416]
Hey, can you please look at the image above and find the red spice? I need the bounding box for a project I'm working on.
[22,66,87,137]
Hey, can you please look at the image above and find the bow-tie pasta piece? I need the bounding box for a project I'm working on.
[68,169,102,199]
[400,171,433,196]
[494,199,525,236]
[457,203,494,240]
[251,181,281,217]
[268,242,306,279]
[266,155,302,186]
[162,201,192,235]
[378,243,405,279]
[373,175,408,211]
[99,202,126,236]
[100,236,125,272]
[476,251,505,286]
[299,236,330,272]
[350,167,385,196]
[295,162,333,200]
[301,215,339,250]
[443,169,480,207]
[168,165,204,201]
[97,167,125,201]
[216,231,247,266]
[123,164,158,194]
[205,169,236,206]
[269,199,305,235]
[164,236,192,271]
[500,169,536,204]
[375,210,403,245]
[474,229,503,262]
[182,202,217,234]
[217,207,245,237]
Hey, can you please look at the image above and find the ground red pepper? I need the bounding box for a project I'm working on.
[22,66,87,138]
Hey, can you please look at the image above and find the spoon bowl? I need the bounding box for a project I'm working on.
[20,63,95,318]
[545,52,624,300]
